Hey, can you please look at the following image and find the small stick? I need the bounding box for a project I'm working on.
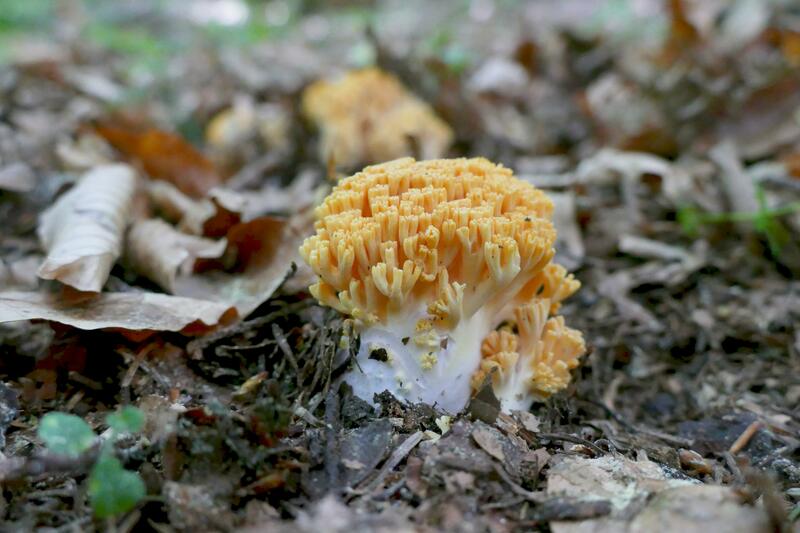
[492,463,547,503]
[538,432,605,456]
[122,342,157,389]
[351,431,424,495]
[64,390,85,412]
[723,451,745,485]
[729,421,761,454]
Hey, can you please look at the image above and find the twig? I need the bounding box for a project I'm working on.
[601,374,624,412]
[0,445,101,482]
[373,477,407,501]
[492,463,547,503]
[538,432,605,456]
[710,140,759,217]
[272,323,301,387]
[723,451,745,485]
[64,390,85,412]
[520,498,612,524]
[323,388,340,492]
[227,151,283,190]
[121,342,158,405]
[351,431,424,496]
[633,425,694,447]
[481,496,525,511]
[729,421,761,454]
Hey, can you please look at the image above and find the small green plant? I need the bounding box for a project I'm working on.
[38,407,146,519]
[789,502,800,523]
[677,187,800,256]
[424,28,471,75]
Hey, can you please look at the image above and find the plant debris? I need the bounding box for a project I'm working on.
[0,1,798,531]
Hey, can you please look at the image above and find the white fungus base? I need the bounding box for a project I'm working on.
[492,365,536,413]
[344,308,493,414]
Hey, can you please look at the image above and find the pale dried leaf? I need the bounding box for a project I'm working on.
[0,163,36,193]
[37,164,137,292]
[472,425,506,462]
[205,96,257,150]
[576,148,690,195]
[173,216,304,316]
[549,192,585,270]
[4,38,69,65]
[630,485,772,533]
[125,219,227,293]
[709,140,759,215]
[584,75,669,150]
[517,411,541,433]
[618,235,694,262]
[56,133,115,171]
[138,394,184,444]
[717,0,769,52]
[598,271,663,330]
[147,180,217,235]
[547,455,770,533]
[224,171,322,219]
[467,57,530,97]
[0,290,236,332]
[548,455,693,510]
[240,494,416,533]
[207,188,249,217]
[147,181,244,236]
[61,66,124,103]
[0,256,42,290]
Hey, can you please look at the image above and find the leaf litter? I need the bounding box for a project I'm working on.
[0,0,799,531]
[36,164,137,292]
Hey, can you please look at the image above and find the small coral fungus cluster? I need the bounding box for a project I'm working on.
[300,158,585,413]
[301,69,453,168]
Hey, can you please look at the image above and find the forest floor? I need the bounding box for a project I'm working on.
[0,1,798,531]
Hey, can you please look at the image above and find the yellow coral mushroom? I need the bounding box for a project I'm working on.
[302,69,453,168]
[300,157,585,413]
[473,299,585,411]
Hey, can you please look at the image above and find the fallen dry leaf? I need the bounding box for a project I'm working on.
[125,218,227,293]
[714,77,800,160]
[206,97,259,151]
[37,164,137,292]
[0,162,36,192]
[55,132,115,171]
[549,192,584,270]
[657,0,701,65]
[94,119,223,198]
[630,484,772,533]
[548,454,694,508]
[0,290,236,333]
[709,140,759,216]
[547,453,773,533]
[471,425,506,462]
[240,494,416,533]
[217,172,321,220]
[147,181,242,237]
[576,148,690,194]
[173,215,304,316]
[0,256,42,290]
[584,75,676,156]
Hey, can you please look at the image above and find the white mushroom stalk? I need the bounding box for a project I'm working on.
[300,158,585,414]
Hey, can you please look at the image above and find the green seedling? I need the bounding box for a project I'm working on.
[38,407,146,519]
[677,186,800,256]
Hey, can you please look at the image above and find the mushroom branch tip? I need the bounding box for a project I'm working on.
[300,157,585,413]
